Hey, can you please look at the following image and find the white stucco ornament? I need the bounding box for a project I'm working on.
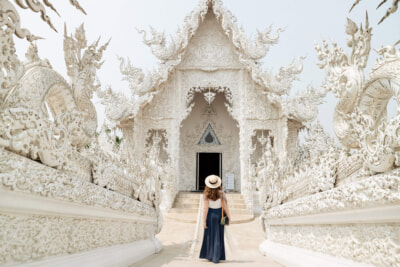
[1,0,399,266]
[260,13,400,267]
[0,0,162,265]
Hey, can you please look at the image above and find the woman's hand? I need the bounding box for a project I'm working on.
[227,216,231,226]
[203,221,208,229]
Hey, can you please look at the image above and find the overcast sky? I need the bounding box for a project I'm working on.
[14,0,400,138]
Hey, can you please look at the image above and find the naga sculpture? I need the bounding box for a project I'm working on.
[235,25,285,61]
[0,0,109,171]
[137,26,177,62]
[64,23,110,143]
[315,15,400,173]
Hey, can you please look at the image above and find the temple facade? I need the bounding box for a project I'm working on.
[111,0,316,210]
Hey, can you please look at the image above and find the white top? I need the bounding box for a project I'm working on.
[208,198,222,209]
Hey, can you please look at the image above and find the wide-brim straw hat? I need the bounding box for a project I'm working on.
[205,175,221,189]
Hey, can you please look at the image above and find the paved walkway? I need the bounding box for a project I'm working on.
[135,216,282,266]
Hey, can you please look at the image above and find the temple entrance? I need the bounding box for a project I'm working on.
[197,152,222,190]
[179,92,240,192]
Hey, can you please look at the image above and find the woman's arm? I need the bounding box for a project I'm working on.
[203,197,209,229]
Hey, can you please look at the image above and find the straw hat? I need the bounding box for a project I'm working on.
[205,174,221,189]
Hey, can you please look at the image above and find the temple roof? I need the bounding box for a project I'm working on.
[103,0,322,126]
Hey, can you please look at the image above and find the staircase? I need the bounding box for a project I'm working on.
[225,193,254,223]
[164,192,201,223]
[165,192,254,224]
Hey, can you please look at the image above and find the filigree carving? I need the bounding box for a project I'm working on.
[0,147,155,216]
[0,213,153,264]
[186,86,233,116]
[267,223,400,266]
[263,171,400,219]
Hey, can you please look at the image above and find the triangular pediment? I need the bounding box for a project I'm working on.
[179,8,241,69]
[198,123,221,145]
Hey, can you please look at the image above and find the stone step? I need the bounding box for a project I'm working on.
[229,209,253,215]
[166,192,252,224]
[163,212,198,223]
[164,212,254,224]
[174,203,200,209]
[177,193,244,199]
[177,192,202,198]
[169,206,249,214]
[175,198,245,206]
[168,208,199,214]
[229,204,247,209]
[226,193,244,199]
[174,198,201,204]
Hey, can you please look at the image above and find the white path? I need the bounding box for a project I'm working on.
[135,217,282,266]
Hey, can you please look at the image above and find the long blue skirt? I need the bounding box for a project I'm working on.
[199,207,225,263]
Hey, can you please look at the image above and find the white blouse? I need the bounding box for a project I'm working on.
[208,198,222,209]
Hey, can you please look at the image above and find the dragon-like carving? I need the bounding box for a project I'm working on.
[64,23,110,139]
[262,56,305,95]
[118,56,154,96]
[137,26,177,62]
[1,23,109,154]
[268,85,326,124]
[316,15,400,173]
[315,15,371,148]
[235,25,285,61]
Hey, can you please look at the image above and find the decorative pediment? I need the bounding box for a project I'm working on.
[198,123,221,145]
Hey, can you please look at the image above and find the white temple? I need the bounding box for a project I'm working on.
[103,0,318,212]
[0,0,399,266]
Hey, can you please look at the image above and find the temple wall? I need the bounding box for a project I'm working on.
[0,148,161,265]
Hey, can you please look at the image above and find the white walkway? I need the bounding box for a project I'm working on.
[135,217,282,266]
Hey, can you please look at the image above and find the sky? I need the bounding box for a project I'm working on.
[14,0,400,138]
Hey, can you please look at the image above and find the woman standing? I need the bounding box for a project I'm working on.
[199,174,231,263]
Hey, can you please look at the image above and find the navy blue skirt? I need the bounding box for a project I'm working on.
[199,207,225,263]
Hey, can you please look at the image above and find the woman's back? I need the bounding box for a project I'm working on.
[201,175,227,263]
[208,198,221,209]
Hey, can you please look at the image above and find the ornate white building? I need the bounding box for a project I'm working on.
[99,0,322,210]
[1,0,399,266]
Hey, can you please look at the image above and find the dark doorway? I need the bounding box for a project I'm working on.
[197,152,222,190]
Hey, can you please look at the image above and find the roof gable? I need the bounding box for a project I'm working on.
[111,0,315,125]
[178,8,241,69]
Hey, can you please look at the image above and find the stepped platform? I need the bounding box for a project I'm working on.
[164,191,254,224]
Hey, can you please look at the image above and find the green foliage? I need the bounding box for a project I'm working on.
[115,136,122,148]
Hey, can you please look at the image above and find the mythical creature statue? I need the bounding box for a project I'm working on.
[137,26,177,62]
[255,138,275,205]
[0,3,109,173]
[315,15,400,173]
[235,25,285,61]
[64,23,110,141]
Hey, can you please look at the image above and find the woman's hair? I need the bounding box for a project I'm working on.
[204,185,222,201]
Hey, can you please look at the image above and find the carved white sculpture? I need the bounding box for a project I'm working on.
[260,11,400,267]
[0,1,162,265]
